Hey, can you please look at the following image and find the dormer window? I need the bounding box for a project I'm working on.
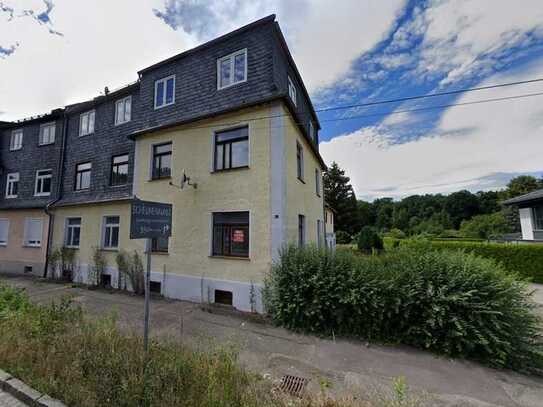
[217,49,247,90]
[288,76,297,107]
[10,129,23,151]
[115,96,132,125]
[79,110,95,136]
[39,122,56,145]
[154,75,175,109]
[309,120,317,143]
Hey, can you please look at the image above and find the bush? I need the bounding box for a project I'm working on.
[89,246,107,287]
[460,212,510,239]
[265,245,543,373]
[388,238,543,283]
[357,226,384,254]
[387,228,406,239]
[116,250,145,294]
[335,230,351,244]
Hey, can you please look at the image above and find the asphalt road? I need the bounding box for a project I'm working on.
[0,390,25,407]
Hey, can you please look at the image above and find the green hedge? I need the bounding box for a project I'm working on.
[386,238,543,283]
[264,246,543,373]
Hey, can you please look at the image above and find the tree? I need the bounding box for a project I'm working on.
[476,190,500,214]
[460,212,510,239]
[444,190,480,228]
[392,207,409,231]
[323,162,360,235]
[373,198,394,231]
[505,175,543,198]
[357,226,383,254]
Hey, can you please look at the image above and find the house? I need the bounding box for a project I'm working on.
[503,188,543,241]
[0,15,326,312]
[0,109,65,276]
[324,204,336,249]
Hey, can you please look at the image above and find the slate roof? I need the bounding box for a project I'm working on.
[503,188,543,205]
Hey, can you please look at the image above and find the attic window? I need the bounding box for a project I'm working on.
[288,76,297,107]
[217,49,247,90]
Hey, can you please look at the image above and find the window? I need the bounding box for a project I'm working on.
[5,173,19,198]
[111,154,129,186]
[212,212,249,258]
[39,122,56,145]
[35,169,52,196]
[102,216,120,249]
[154,75,175,109]
[217,49,247,89]
[534,205,543,230]
[152,143,172,179]
[10,129,23,151]
[75,162,92,191]
[65,218,81,248]
[214,126,249,171]
[296,142,304,181]
[298,215,306,247]
[288,76,297,107]
[0,219,9,246]
[23,218,43,247]
[115,96,132,125]
[309,121,316,143]
[315,168,321,196]
[151,237,169,253]
[79,110,95,136]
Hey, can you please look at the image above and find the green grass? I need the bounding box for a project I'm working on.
[0,284,423,407]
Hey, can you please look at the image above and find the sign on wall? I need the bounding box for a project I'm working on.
[130,199,173,240]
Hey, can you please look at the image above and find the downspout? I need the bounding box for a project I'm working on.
[43,111,68,277]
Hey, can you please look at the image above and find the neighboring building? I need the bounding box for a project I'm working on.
[503,189,543,241]
[0,109,65,276]
[10,14,328,312]
[324,205,336,249]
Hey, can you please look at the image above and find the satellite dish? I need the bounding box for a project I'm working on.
[180,169,187,189]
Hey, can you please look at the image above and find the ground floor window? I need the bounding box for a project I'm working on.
[534,205,543,230]
[151,237,169,253]
[212,212,249,257]
[23,218,43,247]
[65,217,81,248]
[102,216,120,249]
[0,219,8,246]
[298,214,305,247]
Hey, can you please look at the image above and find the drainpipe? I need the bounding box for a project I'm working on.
[43,111,68,278]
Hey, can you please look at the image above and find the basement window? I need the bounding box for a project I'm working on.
[214,289,233,306]
[150,281,162,294]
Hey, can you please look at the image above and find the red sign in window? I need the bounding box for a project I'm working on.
[232,229,245,243]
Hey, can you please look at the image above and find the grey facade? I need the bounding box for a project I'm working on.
[0,110,65,209]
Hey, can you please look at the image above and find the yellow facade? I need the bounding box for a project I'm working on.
[49,102,324,311]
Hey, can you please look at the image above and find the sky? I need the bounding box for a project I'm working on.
[1,0,543,201]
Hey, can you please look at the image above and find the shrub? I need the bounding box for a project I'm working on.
[460,212,510,239]
[88,246,107,287]
[387,228,406,239]
[265,245,543,373]
[335,230,351,244]
[116,250,145,294]
[357,226,384,254]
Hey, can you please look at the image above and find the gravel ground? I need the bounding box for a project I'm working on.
[0,390,26,407]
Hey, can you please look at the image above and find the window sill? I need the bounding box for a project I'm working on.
[151,251,169,256]
[148,176,172,182]
[23,245,41,249]
[217,79,247,91]
[154,102,175,110]
[100,248,119,252]
[65,246,80,250]
[5,196,17,199]
[212,166,249,174]
[297,177,305,184]
[114,120,131,127]
[209,255,250,261]
[74,189,90,193]
[78,133,94,137]
[34,193,51,198]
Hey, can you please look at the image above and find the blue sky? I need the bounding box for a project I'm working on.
[1,0,543,200]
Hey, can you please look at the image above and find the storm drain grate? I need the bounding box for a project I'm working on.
[279,375,308,397]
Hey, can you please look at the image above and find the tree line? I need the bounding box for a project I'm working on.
[323,162,543,242]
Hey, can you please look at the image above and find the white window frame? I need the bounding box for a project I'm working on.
[217,48,248,90]
[10,129,23,151]
[65,217,82,248]
[115,96,132,125]
[102,216,120,250]
[154,75,176,109]
[5,172,19,198]
[39,122,56,145]
[23,218,43,247]
[79,110,95,136]
[0,219,9,246]
[34,169,53,197]
[288,76,297,107]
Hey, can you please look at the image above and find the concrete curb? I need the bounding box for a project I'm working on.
[0,369,67,407]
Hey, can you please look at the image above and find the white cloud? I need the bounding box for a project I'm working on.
[0,0,192,120]
[319,58,543,200]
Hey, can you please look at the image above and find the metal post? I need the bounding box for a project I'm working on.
[143,238,151,352]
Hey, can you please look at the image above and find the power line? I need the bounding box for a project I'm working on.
[157,89,543,132]
[314,77,543,113]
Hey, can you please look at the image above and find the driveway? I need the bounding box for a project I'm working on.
[2,274,543,407]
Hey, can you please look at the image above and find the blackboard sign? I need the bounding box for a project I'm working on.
[130,199,172,239]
